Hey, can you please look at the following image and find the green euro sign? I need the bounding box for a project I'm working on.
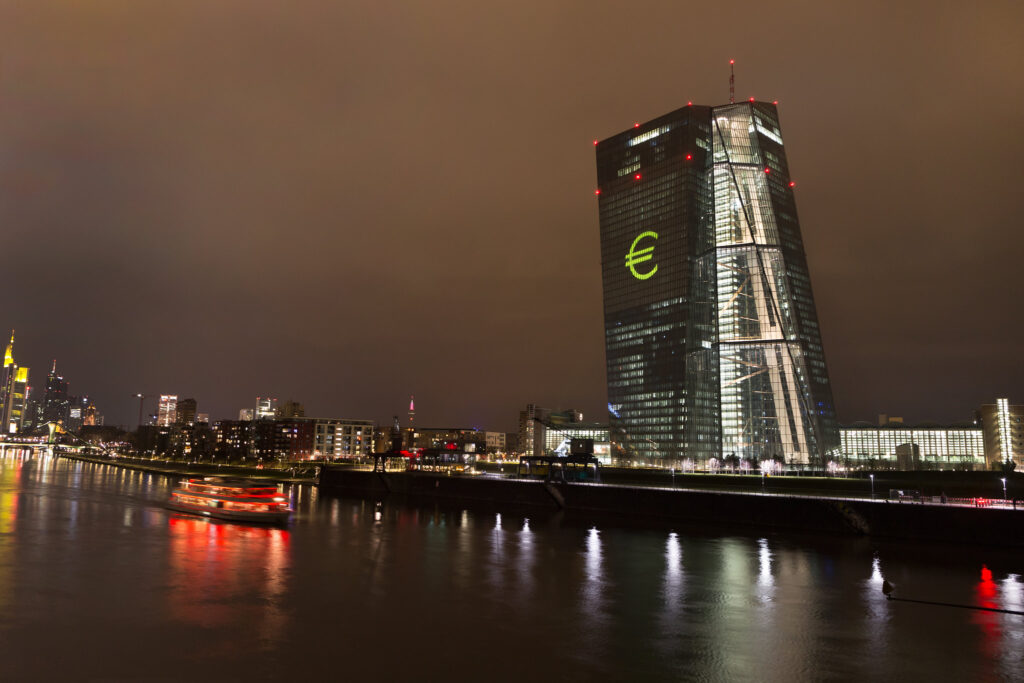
[625,231,659,280]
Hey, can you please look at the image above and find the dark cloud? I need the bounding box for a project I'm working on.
[1,0,1021,429]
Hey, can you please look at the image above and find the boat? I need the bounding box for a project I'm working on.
[167,477,291,524]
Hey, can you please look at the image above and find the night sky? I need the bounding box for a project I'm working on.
[1,1,1021,430]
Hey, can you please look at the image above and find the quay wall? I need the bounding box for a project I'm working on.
[319,468,1024,547]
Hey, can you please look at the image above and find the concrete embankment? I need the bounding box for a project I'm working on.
[57,451,315,484]
[319,468,1024,547]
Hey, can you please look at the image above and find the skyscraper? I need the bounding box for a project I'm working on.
[0,331,29,433]
[157,395,178,427]
[42,360,70,426]
[596,100,838,467]
[255,397,278,420]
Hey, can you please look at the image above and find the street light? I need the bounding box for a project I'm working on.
[869,473,875,498]
[1001,477,1007,502]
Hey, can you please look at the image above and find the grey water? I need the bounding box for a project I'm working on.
[0,449,1021,682]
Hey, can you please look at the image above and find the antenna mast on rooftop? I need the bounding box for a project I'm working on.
[729,59,735,104]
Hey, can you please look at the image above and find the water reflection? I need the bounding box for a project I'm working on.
[0,452,1021,681]
[167,516,291,645]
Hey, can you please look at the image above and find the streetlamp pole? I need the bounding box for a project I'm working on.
[1002,477,1007,502]
[870,473,875,498]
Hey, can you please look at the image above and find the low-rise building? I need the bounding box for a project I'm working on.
[839,423,985,470]
[311,418,374,459]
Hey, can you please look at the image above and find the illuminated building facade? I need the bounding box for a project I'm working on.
[157,395,178,427]
[977,398,1024,469]
[840,423,985,470]
[0,332,29,433]
[311,418,374,459]
[255,397,278,420]
[596,101,838,466]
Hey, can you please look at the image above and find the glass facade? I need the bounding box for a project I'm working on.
[597,102,838,466]
[840,424,985,469]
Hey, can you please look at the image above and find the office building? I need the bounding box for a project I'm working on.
[518,404,609,460]
[238,408,255,421]
[596,100,838,467]
[0,332,29,433]
[840,423,985,470]
[977,398,1023,469]
[66,396,88,432]
[255,397,278,420]
[42,360,70,426]
[176,398,197,426]
[157,395,178,427]
[278,400,305,419]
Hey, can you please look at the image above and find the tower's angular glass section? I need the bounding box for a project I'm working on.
[596,101,838,467]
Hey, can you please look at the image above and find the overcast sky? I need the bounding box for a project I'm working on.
[1,0,1022,430]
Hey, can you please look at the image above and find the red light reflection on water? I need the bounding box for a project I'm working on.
[167,516,290,636]
[974,565,1000,657]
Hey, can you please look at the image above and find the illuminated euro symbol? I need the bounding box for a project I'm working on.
[625,231,659,280]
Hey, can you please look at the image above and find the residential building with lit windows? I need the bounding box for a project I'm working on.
[977,398,1024,469]
[596,101,838,467]
[839,423,985,470]
[311,418,374,459]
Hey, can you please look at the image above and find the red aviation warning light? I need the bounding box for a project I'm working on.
[764,167,771,174]
[685,154,692,160]
[634,173,642,180]
[594,189,601,195]
[789,181,796,187]
[634,122,640,128]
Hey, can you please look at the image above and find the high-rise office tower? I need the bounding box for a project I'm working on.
[42,360,70,425]
[175,398,197,426]
[255,397,278,420]
[0,331,29,434]
[596,100,838,466]
[157,395,178,427]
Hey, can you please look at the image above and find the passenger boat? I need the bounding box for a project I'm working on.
[167,477,291,524]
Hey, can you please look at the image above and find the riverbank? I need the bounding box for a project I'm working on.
[56,450,317,484]
[319,468,1024,547]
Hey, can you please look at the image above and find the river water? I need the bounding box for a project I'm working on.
[0,449,1021,682]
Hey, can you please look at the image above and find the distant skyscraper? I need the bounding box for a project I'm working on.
[239,408,255,421]
[408,395,415,429]
[255,397,278,420]
[175,398,197,426]
[0,331,29,433]
[66,396,88,432]
[82,404,102,427]
[596,100,838,466]
[42,360,70,426]
[157,395,178,427]
[278,400,305,419]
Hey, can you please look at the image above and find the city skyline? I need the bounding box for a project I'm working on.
[1,3,1022,431]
